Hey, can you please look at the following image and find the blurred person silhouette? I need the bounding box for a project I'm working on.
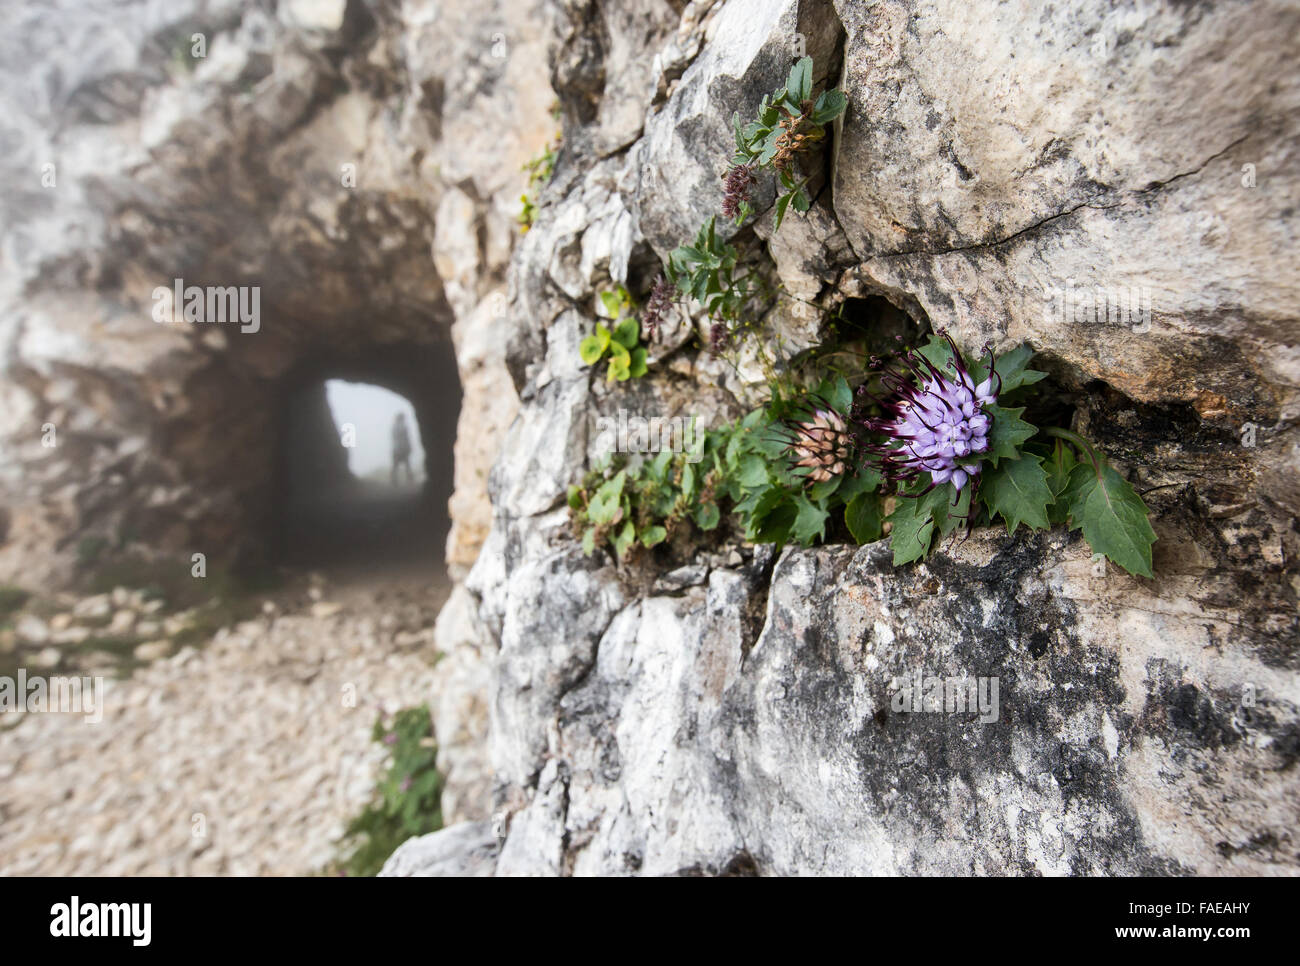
[391,412,413,485]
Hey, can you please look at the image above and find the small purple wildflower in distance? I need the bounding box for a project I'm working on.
[641,274,673,340]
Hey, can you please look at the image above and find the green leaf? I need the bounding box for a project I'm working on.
[607,356,631,382]
[816,375,852,415]
[567,485,584,510]
[983,404,1037,466]
[646,449,672,483]
[581,527,596,555]
[681,461,697,499]
[737,453,770,488]
[587,470,625,525]
[970,344,1048,395]
[838,465,883,502]
[693,500,721,531]
[578,334,604,365]
[611,520,636,558]
[981,454,1053,534]
[774,190,794,231]
[887,491,939,565]
[1043,440,1077,525]
[1063,462,1156,578]
[792,188,809,212]
[845,492,883,544]
[887,484,956,565]
[811,89,847,125]
[612,315,639,349]
[931,483,971,537]
[916,333,957,374]
[808,474,843,502]
[746,487,795,544]
[640,525,668,549]
[787,56,813,103]
[790,492,830,545]
[628,346,648,378]
[599,290,621,318]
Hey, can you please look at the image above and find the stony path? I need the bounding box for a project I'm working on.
[0,570,448,876]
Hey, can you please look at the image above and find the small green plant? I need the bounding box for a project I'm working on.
[665,216,761,329]
[331,705,443,877]
[720,375,884,548]
[518,138,559,232]
[724,56,848,228]
[569,438,722,560]
[579,286,650,382]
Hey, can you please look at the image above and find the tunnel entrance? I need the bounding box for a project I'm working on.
[271,341,461,573]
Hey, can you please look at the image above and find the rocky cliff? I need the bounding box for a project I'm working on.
[0,0,1295,876]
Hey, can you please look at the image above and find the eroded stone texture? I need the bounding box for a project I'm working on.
[1,0,1296,877]
[466,0,1299,876]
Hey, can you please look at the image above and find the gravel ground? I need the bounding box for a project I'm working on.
[0,570,448,876]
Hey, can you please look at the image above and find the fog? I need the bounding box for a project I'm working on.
[324,379,425,482]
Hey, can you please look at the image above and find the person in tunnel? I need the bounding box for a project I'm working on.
[391,411,414,486]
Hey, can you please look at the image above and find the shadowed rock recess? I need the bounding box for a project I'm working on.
[1,0,1296,876]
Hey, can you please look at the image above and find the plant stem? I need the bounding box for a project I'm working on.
[1043,427,1103,475]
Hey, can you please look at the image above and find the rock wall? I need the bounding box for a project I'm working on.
[0,0,1295,875]
[394,0,1300,875]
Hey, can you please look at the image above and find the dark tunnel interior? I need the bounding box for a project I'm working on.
[270,339,462,571]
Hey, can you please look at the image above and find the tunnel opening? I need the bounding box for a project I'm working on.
[270,341,461,575]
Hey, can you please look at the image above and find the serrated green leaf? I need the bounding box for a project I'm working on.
[808,473,843,502]
[1063,462,1156,577]
[773,190,793,230]
[845,492,883,544]
[792,188,810,212]
[887,490,939,565]
[790,492,830,545]
[981,454,1053,534]
[983,404,1037,466]
[932,483,971,537]
[887,484,958,564]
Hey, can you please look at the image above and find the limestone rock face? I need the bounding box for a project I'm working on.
[2,0,1296,876]
[464,0,1299,875]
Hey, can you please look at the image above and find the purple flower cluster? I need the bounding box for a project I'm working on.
[641,274,673,340]
[721,163,757,221]
[864,334,999,493]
